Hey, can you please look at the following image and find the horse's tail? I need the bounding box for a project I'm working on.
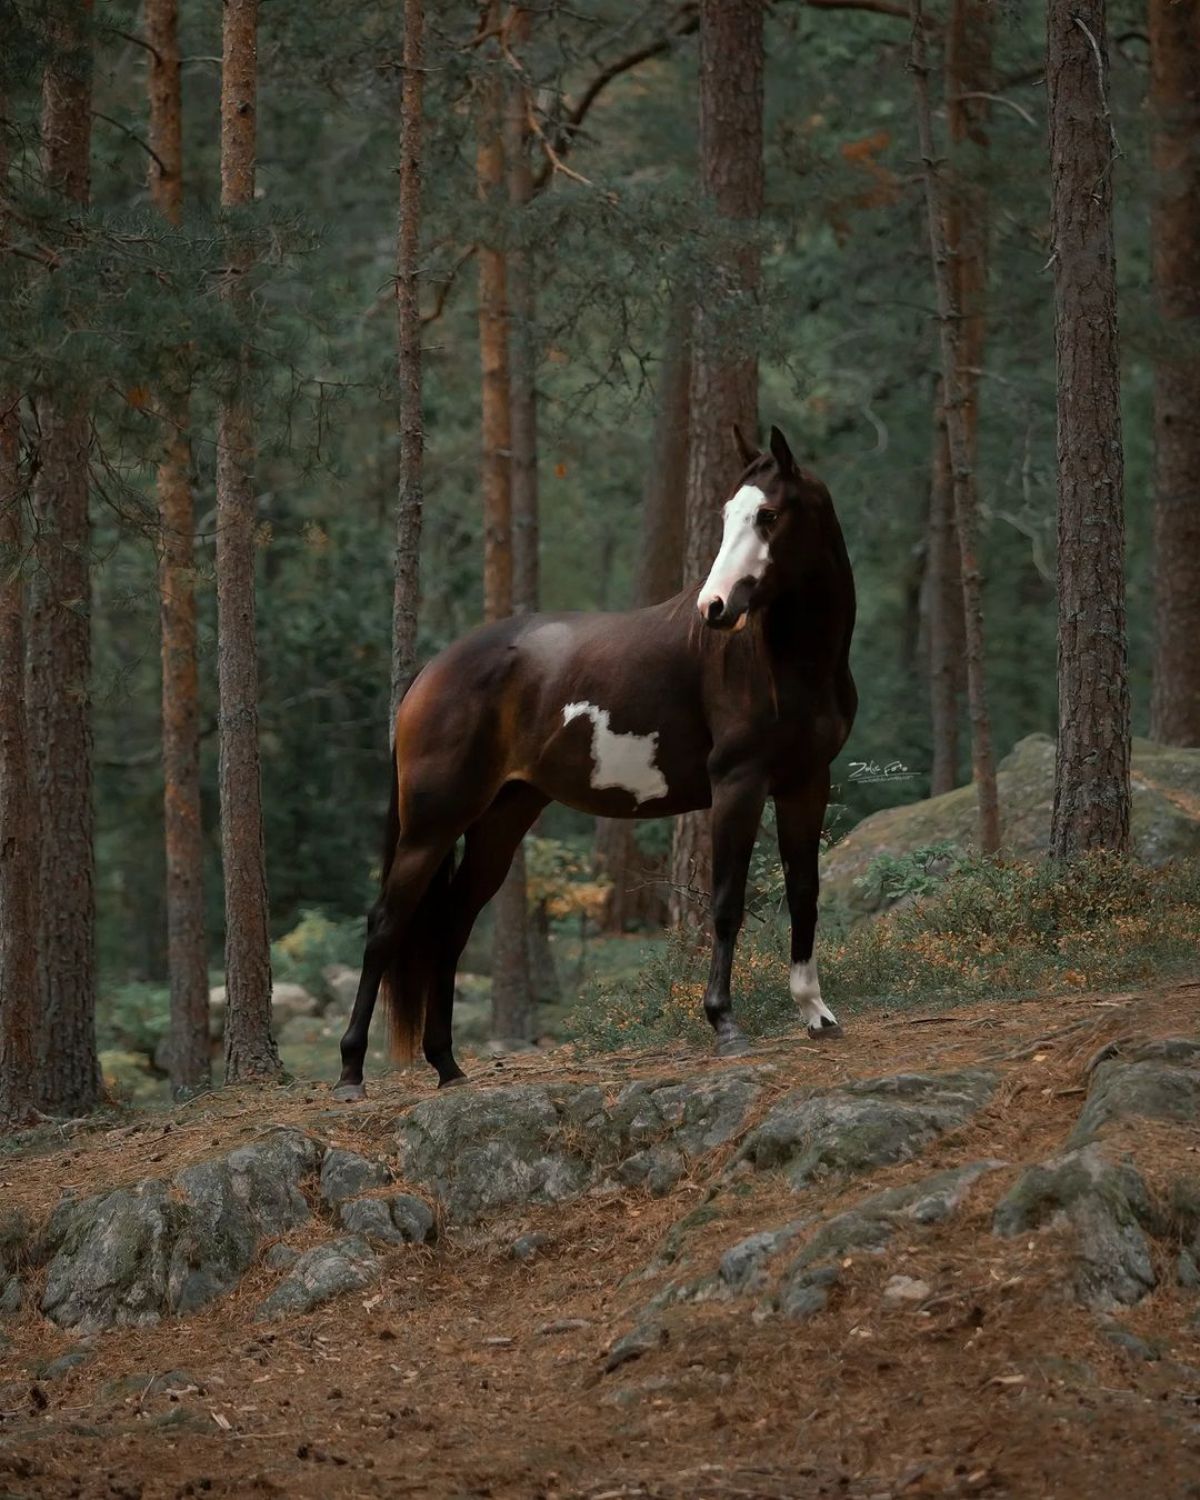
[376,676,454,1066]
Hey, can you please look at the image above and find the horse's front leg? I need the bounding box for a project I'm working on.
[702,769,767,1056]
[776,779,842,1039]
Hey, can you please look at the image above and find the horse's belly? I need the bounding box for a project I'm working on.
[525,730,711,821]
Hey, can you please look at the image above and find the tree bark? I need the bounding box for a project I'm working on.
[391,0,424,725]
[147,0,209,1095]
[1148,0,1200,746]
[925,380,963,794]
[0,392,37,1130]
[477,1,532,1042]
[28,0,100,1115]
[669,0,764,932]
[217,0,279,1082]
[909,0,1000,854]
[1045,0,1129,859]
[597,307,690,932]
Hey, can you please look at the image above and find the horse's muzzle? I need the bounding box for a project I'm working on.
[698,577,755,631]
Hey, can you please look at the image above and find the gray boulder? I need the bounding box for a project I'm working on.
[169,1129,320,1314]
[993,1144,1157,1309]
[255,1236,378,1320]
[42,1180,177,1333]
[1070,1055,1200,1147]
[736,1069,997,1189]
[337,1192,434,1246]
[319,1148,391,1205]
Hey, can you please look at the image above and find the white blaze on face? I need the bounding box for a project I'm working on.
[562,702,669,805]
[697,484,770,623]
[790,958,839,1031]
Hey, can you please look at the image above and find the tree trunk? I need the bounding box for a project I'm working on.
[669,0,763,932]
[0,393,37,1130]
[1148,0,1200,746]
[909,0,1000,854]
[147,0,209,1095]
[217,0,279,1082]
[28,1,100,1115]
[1046,0,1130,858]
[391,0,424,725]
[477,1,532,1042]
[925,381,963,794]
[596,307,690,932]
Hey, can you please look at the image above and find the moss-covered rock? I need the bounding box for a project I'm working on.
[822,734,1200,922]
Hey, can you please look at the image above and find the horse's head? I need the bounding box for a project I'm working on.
[697,424,828,631]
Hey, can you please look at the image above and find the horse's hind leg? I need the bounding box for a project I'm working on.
[334,834,457,1101]
[422,781,549,1088]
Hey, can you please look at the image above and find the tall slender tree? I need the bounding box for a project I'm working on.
[1046,0,1129,857]
[392,0,424,725]
[597,308,690,932]
[1148,0,1200,747]
[28,0,101,1113]
[476,0,532,1040]
[925,0,990,796]
[217,0,280,1080]
[147,0,209,1094]
[0,391,36,1129]
[669,0,764,930]
[909,0,1000,853]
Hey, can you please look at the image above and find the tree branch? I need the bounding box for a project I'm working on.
[91,110,169,176]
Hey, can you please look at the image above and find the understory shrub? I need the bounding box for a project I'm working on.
[567,853,1200,1052]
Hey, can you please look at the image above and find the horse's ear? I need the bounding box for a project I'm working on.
[769,425,797,478]
[732,423,757,468]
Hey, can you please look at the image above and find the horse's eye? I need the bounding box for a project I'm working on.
[757,509,778,529]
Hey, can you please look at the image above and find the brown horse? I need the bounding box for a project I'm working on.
[334,425,856,1099]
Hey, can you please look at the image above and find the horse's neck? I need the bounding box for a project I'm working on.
[764,541,855,677]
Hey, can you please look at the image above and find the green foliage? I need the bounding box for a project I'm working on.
[822,853,1200,1007]
[271,909,364,1000]
[96,981,171,1060]
[856,842,964,906]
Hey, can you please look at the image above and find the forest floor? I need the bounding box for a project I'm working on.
[2,981,1200,1499]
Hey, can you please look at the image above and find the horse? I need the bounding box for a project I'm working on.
[334,424,856,1099]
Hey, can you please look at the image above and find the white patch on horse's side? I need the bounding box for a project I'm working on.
[562,701,669,805]
[697,484,770,617]
[790,959,838,1029]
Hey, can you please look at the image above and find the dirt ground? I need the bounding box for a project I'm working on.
[2,983,1200,1500]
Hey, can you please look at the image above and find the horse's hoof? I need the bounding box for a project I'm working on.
[438,1073,469,1090]
[716,1032,751,1058]
[806,1021,844,1041]
[331,1081,367,1102]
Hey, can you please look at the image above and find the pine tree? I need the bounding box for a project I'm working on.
[910,0,1000,853]
[1046,0,1129,857]
[669,0,764,931]
[217,0,280,1081]
[28,0,101,1114]
[391,0,424,724]
[147,0,209,1094]
[1148,0,1200,746]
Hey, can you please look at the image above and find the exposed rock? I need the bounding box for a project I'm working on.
[604,1319,668,1373]
[736,1069,997,1190]
[1069,1055,1200,1147]
[779,1264,841,1321]
[319,1148,391,1205]
[42,1181,177,1333]
[168,1130,320,1314]
[718,1224,806,1297]
[0,1208,29,1274]
[1098,1322,1162,1363]
[255,1236,379,1321]
[264,1244,301,1271]
[322,964,361,1010]
[0,1274,23,1314]
[993,1144,1157,1309]
[338,1193,434,1246]
[34,1348,93,1381]
[395,1074,763,1223]
[820,734,1200,922]
[209,982,319,1039]
[884,1274,932,1304]
[510,1232,549,1263]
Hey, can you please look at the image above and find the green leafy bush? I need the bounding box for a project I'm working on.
[271,909,364,1000]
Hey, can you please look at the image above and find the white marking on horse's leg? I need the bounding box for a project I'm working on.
[698,484,770,618]
[562,702,669,805]
[790,958,838,1029]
